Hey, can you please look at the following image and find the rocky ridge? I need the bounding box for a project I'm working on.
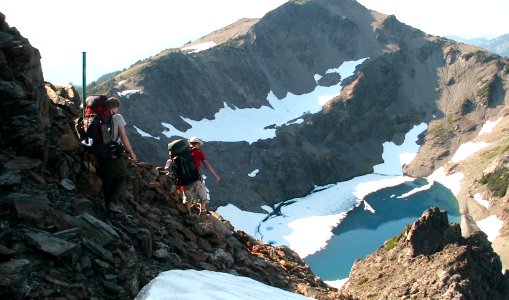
[452,34,509,57]
[342,208,509,299]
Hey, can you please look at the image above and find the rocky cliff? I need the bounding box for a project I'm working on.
[1,9,508,300]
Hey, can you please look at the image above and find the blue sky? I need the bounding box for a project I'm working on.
[3,0,507,85]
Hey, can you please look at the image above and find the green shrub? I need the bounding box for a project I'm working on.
[463,50,497,63]
[481,137,509,162]
[480,168,509,197]
[446,113,460,124]
[477,79,495,104]
[427,121,452,146]
[460,98,475,115]
[358,277,369,286]
[385,225,410,250]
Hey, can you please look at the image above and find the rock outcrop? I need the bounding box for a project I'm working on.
[341,208,509,299]
[0,12,48,160]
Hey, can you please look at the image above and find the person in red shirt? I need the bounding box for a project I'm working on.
[184,137,221,213]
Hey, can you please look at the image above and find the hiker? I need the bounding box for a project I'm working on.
[98,96,137,212]
[166,137,220,213]
[185,137,221,212]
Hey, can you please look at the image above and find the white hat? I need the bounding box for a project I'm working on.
[189,136,203,146]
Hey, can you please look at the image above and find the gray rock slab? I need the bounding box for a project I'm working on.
[70,213,120,246]
[24,229,79,258]
[4,193,49,220]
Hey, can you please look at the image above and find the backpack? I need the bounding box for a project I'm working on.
[167,139,200,186]
[77,95,116,157]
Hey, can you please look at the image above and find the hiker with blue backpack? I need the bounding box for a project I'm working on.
[165,137,220,214]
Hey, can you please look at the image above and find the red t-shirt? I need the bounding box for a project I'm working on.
[191,147,206,171]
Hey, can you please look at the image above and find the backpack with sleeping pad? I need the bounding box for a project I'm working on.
[168,139,200,186]
[75,95,120,158]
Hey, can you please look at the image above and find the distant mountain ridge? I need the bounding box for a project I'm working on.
[450,33,509,56]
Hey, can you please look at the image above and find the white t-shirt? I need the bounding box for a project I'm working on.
[111,114,126,142]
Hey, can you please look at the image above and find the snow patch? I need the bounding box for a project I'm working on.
[248,169,259,177]
[473,193,490,208]
[477,215,503,242]
[135,269,312,300]
[182,41,217,53]
[118,89,142,97]
[134,126,160,140]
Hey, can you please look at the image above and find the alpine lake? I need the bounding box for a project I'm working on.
[303,178,460,280]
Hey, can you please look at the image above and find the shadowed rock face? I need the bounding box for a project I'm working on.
[0,12,48,160]
[341,208,509,299]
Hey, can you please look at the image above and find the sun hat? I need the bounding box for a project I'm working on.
[189,136,204,146]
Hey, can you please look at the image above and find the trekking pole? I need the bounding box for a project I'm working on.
[82,51,87,119]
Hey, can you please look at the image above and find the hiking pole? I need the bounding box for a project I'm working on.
[82,51,87,119]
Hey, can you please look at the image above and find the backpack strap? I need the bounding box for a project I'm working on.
[108,115,117,141]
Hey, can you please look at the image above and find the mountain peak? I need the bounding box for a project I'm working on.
[181,18,259,51]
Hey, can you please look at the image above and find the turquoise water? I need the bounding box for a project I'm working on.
[303,178,460,280]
